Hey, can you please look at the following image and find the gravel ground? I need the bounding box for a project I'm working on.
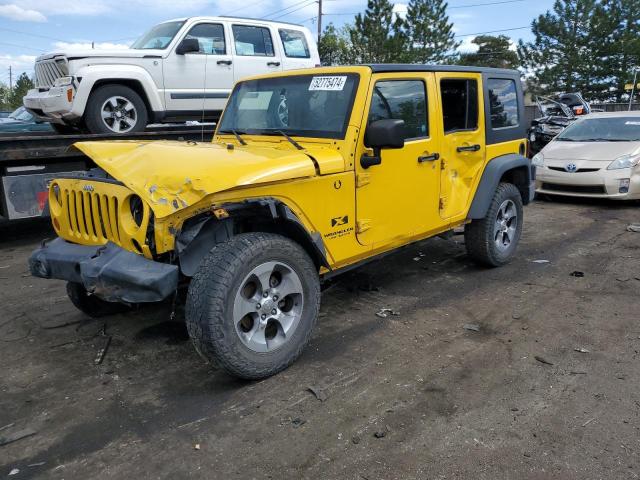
[1,197,639,480]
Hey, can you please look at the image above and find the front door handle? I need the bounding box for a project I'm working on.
[457,144,481,153]
[418,153,440,163]
[267,61,281,67]
[217,60,232,65]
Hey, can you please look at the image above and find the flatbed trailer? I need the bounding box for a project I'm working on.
[0,126,215,220]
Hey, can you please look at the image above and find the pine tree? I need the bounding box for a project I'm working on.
[602,0,640,101]
[9,73,35,109]
[349,0,407,63]
[517,0,613,99]
[318,24,356,65]
[402,0,459,64]
[458,35,519,69]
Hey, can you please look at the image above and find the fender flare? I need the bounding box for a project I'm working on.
[71,65,164,117]
[467,153,535,219]
[175,198,330,277]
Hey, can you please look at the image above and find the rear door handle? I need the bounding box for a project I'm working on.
[217,60,232,65]
[418,153,440,163]
[267,61,281,67]
[456,144,481,153]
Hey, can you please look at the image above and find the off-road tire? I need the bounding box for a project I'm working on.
[185,233,321,380]
[464,182,523,267]
[66,282,131,318]
[84,84,148,134]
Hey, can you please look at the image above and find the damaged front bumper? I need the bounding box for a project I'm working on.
[29,238,179,303]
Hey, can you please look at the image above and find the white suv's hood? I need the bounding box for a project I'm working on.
[543,140,640,161]
[36,49,163,61]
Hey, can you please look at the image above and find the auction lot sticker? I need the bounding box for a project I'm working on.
[309,76,347,91]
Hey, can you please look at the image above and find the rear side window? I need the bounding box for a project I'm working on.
[184,23,226,54]
[368,80,428,140]
[440,79,478,133]
[279,29,310,58]
[232,25,275,57]
[488,78,519,128]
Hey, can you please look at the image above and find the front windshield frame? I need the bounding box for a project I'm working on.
[131,20,185,50]
[556,116,640,142]
[217,73,361,140]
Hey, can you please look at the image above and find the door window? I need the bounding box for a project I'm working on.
[487,78,519,128]
[278,29,310,58]
[440,79,478,133]
[233,25,275,56]
[183,23,226,54]
[368,80,428,140]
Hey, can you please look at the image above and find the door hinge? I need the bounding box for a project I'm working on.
[356,219,371,233]
[440,159,446,171]
[356,173,371,188]
[439,198,446,211]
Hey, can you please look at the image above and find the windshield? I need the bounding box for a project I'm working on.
[131,21,185,49]
[556,116,640,142]
[9,107,32,122]
[218,74,360,139]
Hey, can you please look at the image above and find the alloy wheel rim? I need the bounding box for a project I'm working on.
[233,261,304,353]
[494,199,517,252]
[100,96,137,133]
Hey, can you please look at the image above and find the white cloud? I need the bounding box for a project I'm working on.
[0,54,37,84]
[393,2,408,19]
[457,36,479,53]
[52,41,131,51]
[0,4,46,22]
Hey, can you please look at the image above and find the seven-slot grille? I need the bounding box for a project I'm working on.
[50,179,152,257]
[34,57,68,89]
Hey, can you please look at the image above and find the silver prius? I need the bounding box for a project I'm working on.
[533,111,640,199]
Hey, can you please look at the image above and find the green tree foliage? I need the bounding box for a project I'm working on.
[602,0,640,101]
[8,73,35,109]
[517,0,613,99]
[349,0,407,63]
[0,83,10,111]
[318,23,356,66]
[458,35,519,68]
[402,0,459,63]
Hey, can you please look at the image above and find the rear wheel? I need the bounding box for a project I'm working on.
[465,182,523,267]
[84,84,148,134]
[185,233,320,380]
[66,282,131,318]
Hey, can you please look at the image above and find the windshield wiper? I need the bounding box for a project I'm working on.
[274,130,304,150]
[218,129,247,146]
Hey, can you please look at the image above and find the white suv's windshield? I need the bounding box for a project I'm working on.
[131,21,185,49]
[557,116,640,142]
[218,74,360,139]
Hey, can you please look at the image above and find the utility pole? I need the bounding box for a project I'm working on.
[317,0,323,42]
[8,66,12,91]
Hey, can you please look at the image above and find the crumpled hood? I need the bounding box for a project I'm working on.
[544,140,640,161]
[74,140,328,218]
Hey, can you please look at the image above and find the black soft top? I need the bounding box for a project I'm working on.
[366,64,520,77]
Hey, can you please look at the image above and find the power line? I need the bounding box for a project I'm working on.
[271,1,317,21]
[0,42,44,53]
[265,0,315,19]
[449,0,526,8]
[0,27,68,43]
[455,26,530,37]
[222,0,269,15]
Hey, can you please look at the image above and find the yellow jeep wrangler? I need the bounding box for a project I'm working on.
[30,65,533,379]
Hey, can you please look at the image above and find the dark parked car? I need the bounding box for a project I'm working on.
[528,93,590,156]
[0,107,53,133]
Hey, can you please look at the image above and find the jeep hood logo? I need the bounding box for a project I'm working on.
[331,215,348,227]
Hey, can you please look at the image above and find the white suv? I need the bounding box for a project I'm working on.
[24,16,320,134]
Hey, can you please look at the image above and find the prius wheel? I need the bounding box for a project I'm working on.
[465,182,523,267]
[185,233,320,380]
[84,84,148,134]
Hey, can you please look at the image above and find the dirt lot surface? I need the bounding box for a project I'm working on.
[1,198,640,479]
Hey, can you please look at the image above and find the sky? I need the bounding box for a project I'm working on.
[0,0,556,85]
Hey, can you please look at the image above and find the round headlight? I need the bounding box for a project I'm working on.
[129,195,144,226]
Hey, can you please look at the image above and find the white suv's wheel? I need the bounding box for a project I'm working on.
[84,84,148,134]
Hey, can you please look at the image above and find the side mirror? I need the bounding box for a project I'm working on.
[361,119,406,168]
[176,38,200,55]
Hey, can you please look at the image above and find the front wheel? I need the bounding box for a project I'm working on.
[84,84,148,134]
[185,233,321,380]
[464,182,523,267]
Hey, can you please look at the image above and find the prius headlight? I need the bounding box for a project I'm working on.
[607,153,640,170]
[531,152,545,167]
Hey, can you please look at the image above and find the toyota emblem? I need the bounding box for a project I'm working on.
[564,163,578,173]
